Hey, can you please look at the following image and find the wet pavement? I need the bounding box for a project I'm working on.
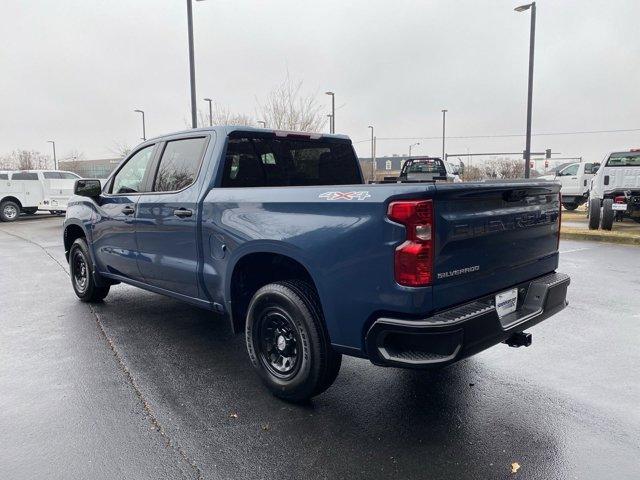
[1,215,638,479]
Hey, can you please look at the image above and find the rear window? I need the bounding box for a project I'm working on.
[43,172,61,179]
[11,172,38,180]
[222,135,360,187]
[406,159,445,174]
[0,174,8,180]
[606,152,640,167]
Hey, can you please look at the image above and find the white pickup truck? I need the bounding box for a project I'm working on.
[588,149,640,230]
[0,170,80,222]
[538,161,599,210]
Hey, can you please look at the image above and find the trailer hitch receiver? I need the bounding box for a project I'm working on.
[505,331,532,348]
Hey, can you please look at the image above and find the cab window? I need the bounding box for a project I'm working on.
[111,145,155,194]
[153,137,207,192]
[560,164,579,176]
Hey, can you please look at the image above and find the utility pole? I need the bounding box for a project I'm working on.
[441,109,448,161]
[515,2,537,178]
[47,141,57,170]
[368,125,375,181]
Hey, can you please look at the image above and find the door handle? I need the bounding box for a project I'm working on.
[122,206,135,215]
[174,208,193,218]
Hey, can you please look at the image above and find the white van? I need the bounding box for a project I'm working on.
[538,161,599,210]
[0,170,81,222]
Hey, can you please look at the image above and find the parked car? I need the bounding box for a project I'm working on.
[63,126,569,401]
[588,149,640,230]
[0,170,81,222]
[538,161,599,210]
[380,157,460,183]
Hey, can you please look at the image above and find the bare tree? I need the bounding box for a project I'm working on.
[0,150,51,170]
[195,104,253,128]
[109,141,132,159]
[257,74,327,132]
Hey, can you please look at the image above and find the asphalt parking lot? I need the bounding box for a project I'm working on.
[1,215,638,480]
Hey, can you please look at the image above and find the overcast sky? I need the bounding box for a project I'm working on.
[1,0,639,165]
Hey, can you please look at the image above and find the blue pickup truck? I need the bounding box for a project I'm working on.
[64,126,570,401]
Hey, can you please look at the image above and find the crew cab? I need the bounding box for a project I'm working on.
[588,149,640,230]
[0,170,80,222]
[63,127,570,402]
[538,161,599,210]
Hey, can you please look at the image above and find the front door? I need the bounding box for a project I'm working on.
[135,136,208,298]
[92,144,157,280]
[558,163,580,196]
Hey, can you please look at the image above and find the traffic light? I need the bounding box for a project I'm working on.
[545,149,552,159]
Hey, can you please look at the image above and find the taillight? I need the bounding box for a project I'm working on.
[557,193,561,249]
[387,200,434,287]
[614,195,626,204]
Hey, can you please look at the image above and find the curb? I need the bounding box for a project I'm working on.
[560,229,640,246]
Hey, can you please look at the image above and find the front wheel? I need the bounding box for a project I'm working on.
[588,198,601,230]
[0,200,20,222]
[245,280,342,402]
[69,238,110,302]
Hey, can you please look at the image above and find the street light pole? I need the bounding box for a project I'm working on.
[368,125,375,181]
[203,98,213,126]
[134,109,146,140]
[441,109,447,161]
[325,92,335,133]
[47,141,57,170]
[515,1,536,179]
[186,0,201,129]
[326,114,333,134]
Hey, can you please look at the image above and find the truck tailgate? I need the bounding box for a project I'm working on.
[432,181,561,310]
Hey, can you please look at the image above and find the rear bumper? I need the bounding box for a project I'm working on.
[365,272,570,368]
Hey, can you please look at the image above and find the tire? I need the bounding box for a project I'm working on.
[0,200,21,222]
[68,238,110,302]
[245,280,342,402]
[601,199,614,231]
[23,207,38,215]
[562,202,578,211]
[588,198,601,230]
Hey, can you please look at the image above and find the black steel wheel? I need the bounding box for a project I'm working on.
[68,238,110,302]
[256,308,301,380]
[245,280,342,402]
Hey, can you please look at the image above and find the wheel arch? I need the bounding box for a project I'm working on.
[1,196,23,209]
[226,248,323,335]
[63,221,89,260]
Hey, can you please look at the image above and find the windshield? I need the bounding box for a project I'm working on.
[606,152,640,167]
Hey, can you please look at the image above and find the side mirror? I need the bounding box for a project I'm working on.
[74,179,102,198]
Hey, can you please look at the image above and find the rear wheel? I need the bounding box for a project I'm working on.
[588,198,601,230]
[69,238,110,302]
[0,200,20,222]
[601,199,614,231]
[245,280,341,402]
[562,202,578,211]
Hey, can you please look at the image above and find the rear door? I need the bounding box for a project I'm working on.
[135,136,209,298]
[92,144,157,280]
[431,181,560,310]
